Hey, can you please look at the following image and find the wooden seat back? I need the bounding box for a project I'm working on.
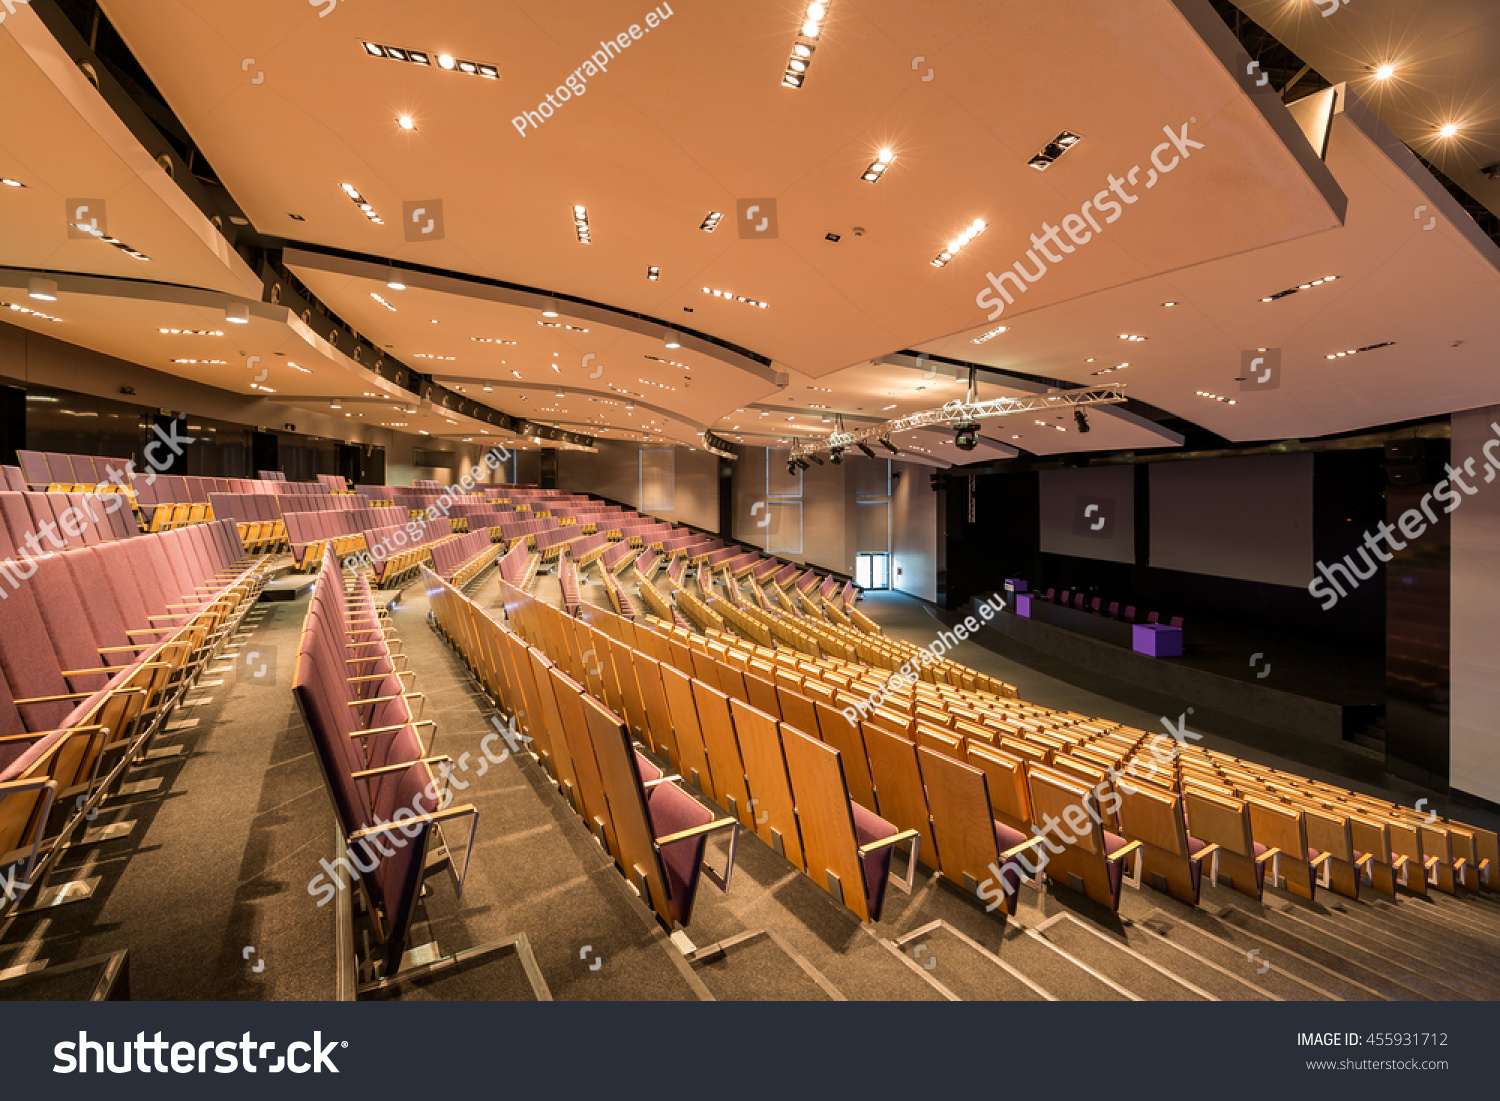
[728,699,804,868]
[861,724,939,870]
[780,724,872,919]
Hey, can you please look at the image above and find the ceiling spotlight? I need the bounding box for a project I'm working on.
[1074,409,1091,433]
[664,331,681,349]
[699,211,723,232]
[27,276,58,301]
[794,457,811,471]
[787,460,799,476]
[397,115,416,131]
[1373,62,1398,81]
[226,303,250,324]
[856,442,877,459]
[806,453,824,465]
[542,299,559,318]
[1,178,26,188]
[830,447,845,465]
[862,149,896,182]
[646,266,660,280]
[932,218,987,267]
[437,54,456,70]
[954,423,979,451]
[1439,122,1461,139]
[1028,131,1084,171]
[878,437,901,455]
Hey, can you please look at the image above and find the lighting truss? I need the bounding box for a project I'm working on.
[788,386,1126,459]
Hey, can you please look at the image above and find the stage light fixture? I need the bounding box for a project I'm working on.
[857,442,877,459]
[806,453,824,465]
[1074,409,1090,433]
[879,437,900,455]
[954,423,979,451]
[830,447,844,464]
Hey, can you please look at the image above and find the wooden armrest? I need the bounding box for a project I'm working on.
[999,835,1049,861]
[347,803,476,842]
[347,671,413,684]
[1354,852,1376,868]
[1424,855,1441,870]
[1107,839,1144,865]
[857,828,922,857]
[347,695,401,707]
[642,774,683,789]
[1189,842,1221,863]
[655,816,738,848]
[350,755,450,780]
[97,644,153,654]
[1309,850,1335,868]
[350,720,435,740]
[1254,847,1282,865]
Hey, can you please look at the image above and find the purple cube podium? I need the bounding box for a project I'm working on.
[1014,593,1032,618]
[1004,578,1028,594]
[1133,623,1182,658]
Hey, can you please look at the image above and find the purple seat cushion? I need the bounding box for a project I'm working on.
[645,781,711,925]
[1104,830,1131,906]
[851,801,899,921]
[990,819,1032,914]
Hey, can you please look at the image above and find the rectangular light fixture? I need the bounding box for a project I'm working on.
[971,325,1008,344]
[861,149,895,182]
[370,292,397,311]
[699,211,723,232]
[471,337,517,344]
[573,204,591,244]
[1325,341,1396,360]
[538,320,588,332]
[341,183,383,225]
[159,328,224,336]
[1260,274,1339,303]
[783,2,827,88]
[362,42,497,77]
[932,218,987,267]
[701,286,768,308]
[646,266,660,280]
[1028,130,1083,171]
[1195,390,1237,405]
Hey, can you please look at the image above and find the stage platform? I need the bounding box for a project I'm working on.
[972,593,1384,745]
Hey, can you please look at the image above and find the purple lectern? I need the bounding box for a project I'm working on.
[1132,623,1182,658]
[1014,593,1032,617]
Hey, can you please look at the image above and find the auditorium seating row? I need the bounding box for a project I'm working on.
[0,520,268,919]
[488,581,924,923]
[294,549,543,993]
[0,490,138,555]
[428,531,501,588]
[1038,588,1183,630]
[15,451,133,490]
[283,509,379,569]
[600,567,636,621]
[364,519,459,587]
[600,540,639,577]
[649,612,1499,918]
[498,539,541,592]
[426,568,743,933]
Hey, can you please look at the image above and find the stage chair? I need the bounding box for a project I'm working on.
[1147,611,1159,624]
[1123,605,1135,622]
[1168,615,1183,630]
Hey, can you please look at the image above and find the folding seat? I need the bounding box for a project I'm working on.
[44,453,75,486]
[581,694,737,929]
[1122,605,1135,622]
[1116,781,1219,906]
[1182,786,1278,900]
[780,724,915,922]
[1168,615,1184,630]
[2,466,27,492]
[861,723,940,871]
[1024,765,1141,910]
[16,451,50,488]
[917,746,1044,916]
[1147,611,1159,624]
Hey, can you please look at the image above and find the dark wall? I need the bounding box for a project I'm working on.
[943,449,1387,650]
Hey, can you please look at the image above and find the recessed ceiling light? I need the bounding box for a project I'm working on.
[1373,62,1398,81]
[932,218,986,267]
[1029,131,1084,171]
[1259,274,1338,303]
[1439,122,1461,139]
[573,204,591,244]
[438,54,456,69]
[861,149,895,182]
[1162,301,1178,307]
[646,266,660,280]
[398,115,416,131]
[699,211,723,232]
[1119,333,1147,342]
[1,178,25,188]
[971,324,1008,344]
[370,292,397,311]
